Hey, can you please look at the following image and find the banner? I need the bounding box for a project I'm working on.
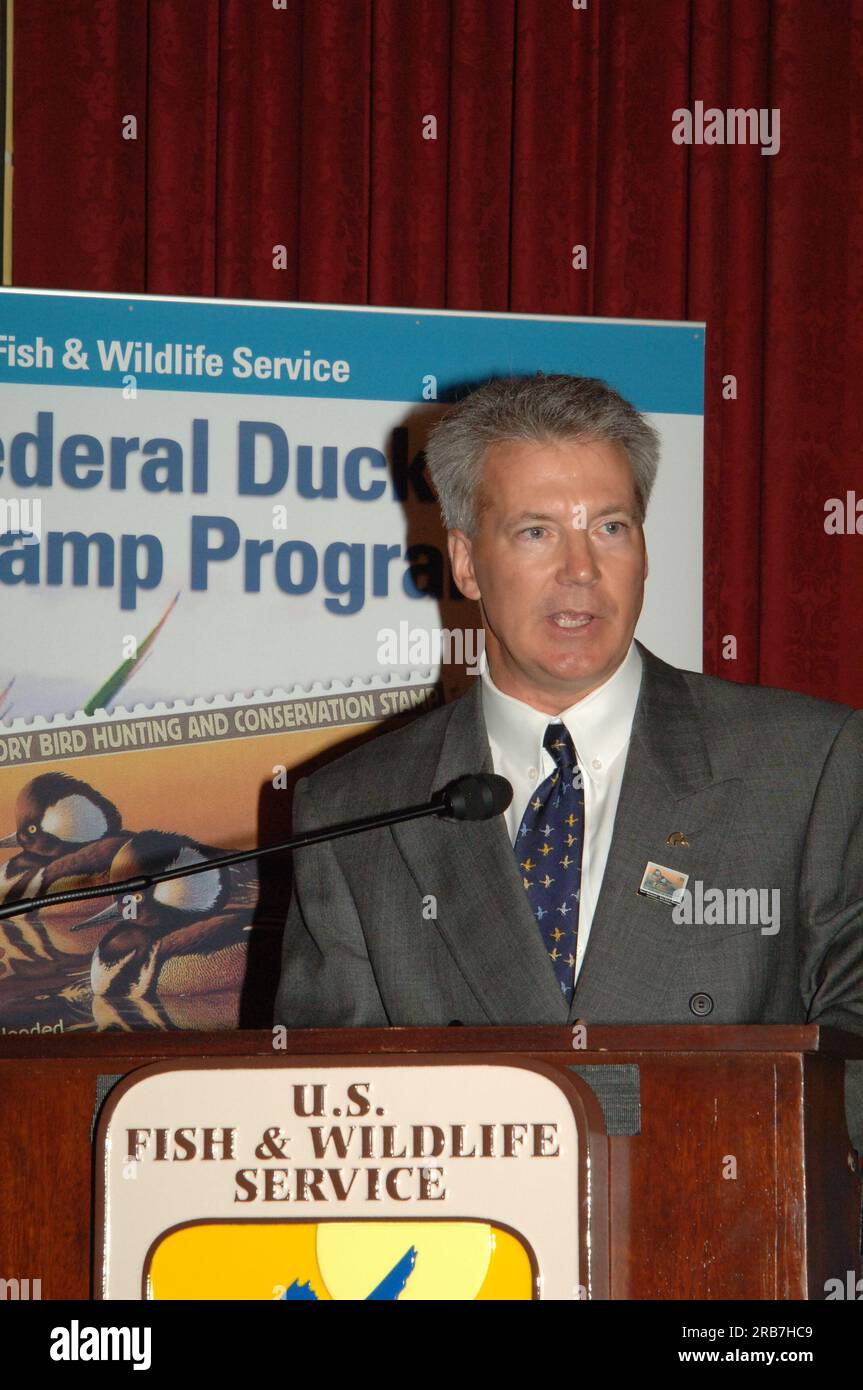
[0,678,437,1035]
[0,290,704,1031]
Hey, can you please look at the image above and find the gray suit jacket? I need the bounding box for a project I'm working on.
[274,641,863,1150]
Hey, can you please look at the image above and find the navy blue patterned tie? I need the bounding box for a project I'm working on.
[514,723,585,1003]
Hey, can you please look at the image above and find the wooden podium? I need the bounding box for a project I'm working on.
[1,1023,861,1300]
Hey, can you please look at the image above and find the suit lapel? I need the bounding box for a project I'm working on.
[568,643,743,1021]
[391,680,570,1023]
[391,647,742,1026]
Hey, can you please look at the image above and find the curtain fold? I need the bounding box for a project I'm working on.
[11,0,862,703]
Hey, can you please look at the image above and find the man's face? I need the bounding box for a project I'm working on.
[448,436,648,714]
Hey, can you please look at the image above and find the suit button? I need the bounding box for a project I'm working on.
[689,992,713,1017]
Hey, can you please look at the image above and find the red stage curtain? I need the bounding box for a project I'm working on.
[10,0,863,704]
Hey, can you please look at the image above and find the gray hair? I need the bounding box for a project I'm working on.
[424,373,660,534]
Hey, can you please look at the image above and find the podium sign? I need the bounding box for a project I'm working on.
[95,1057,609,1300]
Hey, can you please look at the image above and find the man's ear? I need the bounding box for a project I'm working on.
[448,529,481,601]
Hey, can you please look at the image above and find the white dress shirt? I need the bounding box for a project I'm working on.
[481,641,643,984]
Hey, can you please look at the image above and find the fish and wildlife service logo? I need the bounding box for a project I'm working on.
[148,1220,534,1301]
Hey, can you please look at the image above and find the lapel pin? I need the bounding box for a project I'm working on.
[638,861,689,903]
[666,831,690,847]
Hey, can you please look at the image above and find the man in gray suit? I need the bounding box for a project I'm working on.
[274,374,863,1152]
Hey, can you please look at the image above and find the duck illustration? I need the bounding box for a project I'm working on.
[71,830,259,1031]
[0,772,125,896]
[0,773,128,977]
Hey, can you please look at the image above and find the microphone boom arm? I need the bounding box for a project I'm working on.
[0,773,512,921]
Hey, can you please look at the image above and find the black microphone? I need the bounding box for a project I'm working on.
[0,772,513,921]
[433,772,512,822]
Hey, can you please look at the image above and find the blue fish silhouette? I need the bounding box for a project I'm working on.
[282,1279,319,1301]
[281,1245,418,1301]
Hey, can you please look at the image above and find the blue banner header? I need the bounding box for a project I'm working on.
[0,290,704,414]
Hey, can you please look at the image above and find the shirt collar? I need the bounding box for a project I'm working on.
[480,640,643,784]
